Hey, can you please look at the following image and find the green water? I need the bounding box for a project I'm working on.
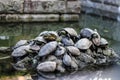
[0,14,120,79]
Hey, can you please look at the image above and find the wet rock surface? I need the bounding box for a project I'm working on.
[11,27,120,79]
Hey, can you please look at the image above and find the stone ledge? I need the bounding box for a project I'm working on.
[0,14,79,22]
[0,14,59,22]
[60,14,79,21]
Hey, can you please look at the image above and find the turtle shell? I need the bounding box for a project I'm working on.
[14,40,27,49]
[12,45,30,57]
[45,31,58,41]
[30,45,41,51]
[79,53,96,63]
[66,46,80,56]
[80,28,94,39]
[92,30,101,46]
[39,31,49,36]
[39,31,58,41]
[55,46,66,56]
[37,61,56,72]
[61,37,74,46]
[34,36,46,44]
[63,54,72,66]
[38,41,57,57]
[63,28,78,37]
[75,38,92,50]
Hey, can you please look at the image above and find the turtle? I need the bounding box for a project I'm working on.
[80,28,101,46]
[63,53,72,66]
[99,38,108,48]
[47,56,66,73]
[12,45,30,57]
[103,48,117,57]
[30,44,41,51]
[80,28,94,39]
[91,29,101,46]
[39,31,58,42]
[12,45,31,62]
[75,38,92,50]
[34,36,46,45]
[58,28,78,42]
[61,36,74,46]
[78,53,96,64]
[13,40,27,49]
[38,41,57,57]
[37,61,57,72]
[11,57,31,71]
[69,56,79,71]
[63,28,78,37]
[54,46,66,56]
[66,46,81,56]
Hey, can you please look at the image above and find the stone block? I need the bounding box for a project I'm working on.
[24,0,81,13]
[0,0,24,13]
[103,0,120,6]
[23,0,66,13]
[67,1,81,13]
[60,14,79,21]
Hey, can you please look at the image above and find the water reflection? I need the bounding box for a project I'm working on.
[0,22,80,47]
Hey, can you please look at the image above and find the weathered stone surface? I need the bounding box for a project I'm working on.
[90,0,120,6]
[81,0,118,13]
[0,14,81,22]
[104,0,120,6]
[81,0,119,20]
[0,0,23,13]
[0,14,59,22]
[18,14,59,22]
[60,14,79,21]
[24,0,66,13]
[67,1,81,13]
[24,0,81,13]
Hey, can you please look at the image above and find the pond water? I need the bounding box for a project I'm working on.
[0,14,120,80]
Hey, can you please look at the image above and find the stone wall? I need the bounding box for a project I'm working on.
[80,0,120,21]
[0,0,81,22]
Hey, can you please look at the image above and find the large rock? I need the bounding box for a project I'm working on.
[0,0,23,13]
